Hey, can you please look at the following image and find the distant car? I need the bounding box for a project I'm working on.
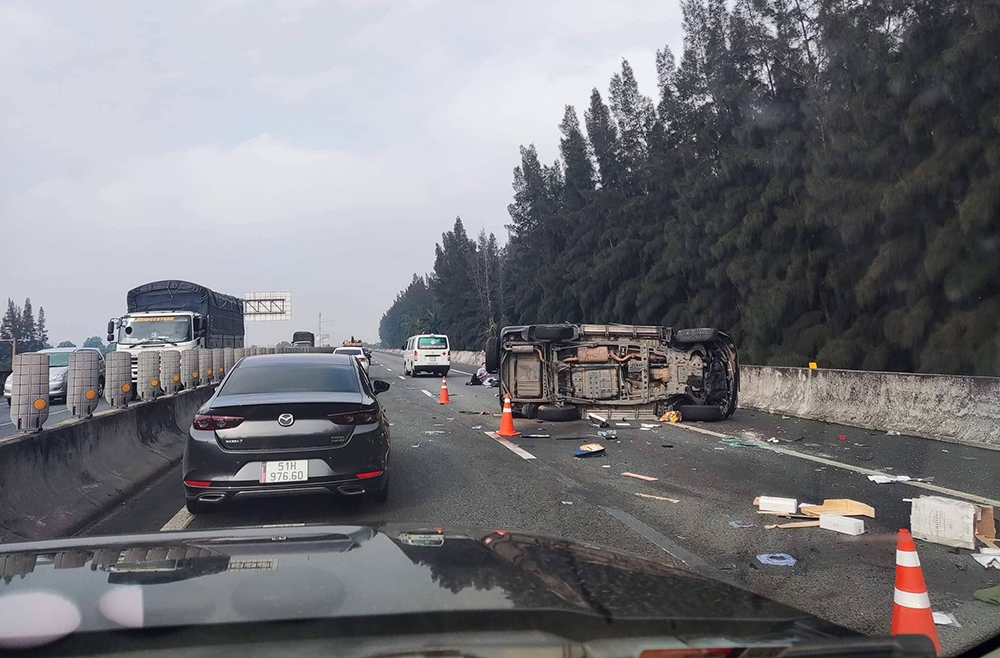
[333,346,369,373]
[183,353,391,513]
[3,347,106,406]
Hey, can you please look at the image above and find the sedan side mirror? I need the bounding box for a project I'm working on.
[372,380,391,394]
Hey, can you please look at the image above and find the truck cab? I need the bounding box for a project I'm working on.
[109,312,205,382]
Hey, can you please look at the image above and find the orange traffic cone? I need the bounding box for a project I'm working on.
[892,529,941,654]
[438,376,451,404]
[497,394,520,437]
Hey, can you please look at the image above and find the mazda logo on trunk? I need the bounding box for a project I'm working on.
[277,413,294,427]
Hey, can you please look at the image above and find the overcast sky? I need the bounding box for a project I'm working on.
[0,0,683,346]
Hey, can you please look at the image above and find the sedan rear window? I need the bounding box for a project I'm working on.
[335,348,362,355]
[220,364,360,395]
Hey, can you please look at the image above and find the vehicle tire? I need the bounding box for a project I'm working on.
[675,328,719,344]
[677,404,723,421]
[441,368,450,377]
[186,498,213,514]
[536,404,579,422]
[409,366,417,378]
[4,397,9,407]
[485,337,500,373]
[530,324,576,341]
[371,477,389,504]
[522,403,539,419]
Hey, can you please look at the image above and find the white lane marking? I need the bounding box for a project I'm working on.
[384,367,393,372]
[398,376,405,380]
[451,369,473,376]
[484,431,536,460]
[674,422,1000,507]
[420,389,434,398]
[160,506,193,532]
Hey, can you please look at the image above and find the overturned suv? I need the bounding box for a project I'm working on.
[485,324,738,422]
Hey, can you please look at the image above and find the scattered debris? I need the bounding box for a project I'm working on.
[661,443,674,448]
[941,449,949,453]
[911,496,995,550]
[767,437,780,444]
[720,437,758,448]
[887,430,901,435]
[978,535,999,550]
[838,434,846,441]
[757,553,797,566]
[597,430,618,439]
[819,514,866,536]
[574,443,606,458]
[853,442,868,447]
[411,444,420,448]
[868,474,934,484]
[423,430,445,435]
[587,413,609,428]
[932,612,962,628]
[801,499,875,518]
[616,422,631,427]
[756,496,798,514]
[622,472,658,482]
[602,464,611,468]
[561,501,573,505]
[635,492,679,503]
[970,548,1000,569]
[766,520,820,530]
[974,585,1000,605]
[729,521,755,528]
[641,423,659,429]
[659,410,682,423]
[521,434,550,438]
[471,425,482,430]
[781,415,789,419]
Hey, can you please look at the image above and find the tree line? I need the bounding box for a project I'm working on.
[1,298,111,369]
[380,0,1000,375]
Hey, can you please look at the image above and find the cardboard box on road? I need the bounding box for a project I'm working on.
[910,495,995,550]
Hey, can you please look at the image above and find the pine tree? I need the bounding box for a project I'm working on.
[609,59,657,195]
[36,307,49,349]
[558,106,594,211]
[20,298,37,348]
[584,89,621,189]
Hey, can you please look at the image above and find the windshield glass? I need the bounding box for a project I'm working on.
[45,353,70,367]
[4,2,998,655]
[118,316,191,344]
[220,364,359,395]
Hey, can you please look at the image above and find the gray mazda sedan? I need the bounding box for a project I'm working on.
[183,353,391,514]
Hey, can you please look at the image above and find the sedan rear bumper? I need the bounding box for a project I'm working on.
[185,470,388,505]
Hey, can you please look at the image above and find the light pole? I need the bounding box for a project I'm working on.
[318,313,336,347]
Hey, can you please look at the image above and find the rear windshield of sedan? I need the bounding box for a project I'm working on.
[335,348,362,355]
[220,364,360,395]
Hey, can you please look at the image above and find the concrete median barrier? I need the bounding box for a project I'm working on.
[0,386,214,542]
[740,365,1000,449]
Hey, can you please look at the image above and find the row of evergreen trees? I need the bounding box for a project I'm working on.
[380,0,1000,375]
[0,299,50,369]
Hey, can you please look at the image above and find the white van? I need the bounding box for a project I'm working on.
[404,334,451,377]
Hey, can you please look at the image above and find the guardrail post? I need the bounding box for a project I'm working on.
[180,349,199,390]
[68,350,101,418]
[223,347,235,375]
[161,350,182,395]
[198,349,213,387]
[138,352,162,400]
[9,353,49,432]
[105,352,132,407]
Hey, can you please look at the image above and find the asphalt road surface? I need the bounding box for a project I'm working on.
[79,352,1000,654]
[1,398,110,438]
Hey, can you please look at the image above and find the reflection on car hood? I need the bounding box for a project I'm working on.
[0,524,852,645]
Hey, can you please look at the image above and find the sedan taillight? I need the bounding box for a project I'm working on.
[329,409,378,425]
[193,414,244,430]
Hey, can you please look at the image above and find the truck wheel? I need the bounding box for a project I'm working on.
[536,404,579,422]
[677,404,723,421]
[485,337,500,373]
[530,324,576,341]
[675,328,719,344]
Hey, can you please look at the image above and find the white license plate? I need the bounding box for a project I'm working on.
[259,460,309,484]
[427,356,438,361]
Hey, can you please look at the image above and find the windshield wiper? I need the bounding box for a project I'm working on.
[130,338,179,347]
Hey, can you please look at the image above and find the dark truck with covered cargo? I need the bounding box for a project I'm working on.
[485,323,738,422]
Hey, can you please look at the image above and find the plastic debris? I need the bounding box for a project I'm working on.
[423,430,445,435]
[587,413,609,428]
[597,430,618,439]
[887,430,901,435]
[971,553,1000,569]
[869,474,932,484]
[974,585,1000,605]
[471,425,482,430]
[602,464,611,468]
[521,434,550,438]
[756,496,798,514]
[729,521,755,528]
[659,410,682,423]
[636,492,679,503]
[757,553,796,566]
[720,437,758,448]
[561,501,573,505]
[767,437,780,443]
[411,444,420,448]
[819,514,865,536]
[781,415,789,419]
[616,422,631,427]
[641,423,659,429]
[574,443,606,458]
[932,612,962,628]
[622,471,658,482]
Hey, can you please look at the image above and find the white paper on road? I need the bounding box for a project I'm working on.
[932,611,962,627]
